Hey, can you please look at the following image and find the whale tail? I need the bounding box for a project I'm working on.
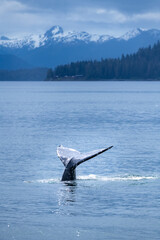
[57,145,113,181]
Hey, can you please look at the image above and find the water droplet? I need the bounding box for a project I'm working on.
[76,230,80,237]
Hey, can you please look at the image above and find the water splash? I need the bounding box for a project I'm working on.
[78,174,158,181]
[24,178,60,184]
[24,174,158,184]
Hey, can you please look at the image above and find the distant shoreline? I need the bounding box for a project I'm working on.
[1,79,160,81]
[45,77,160,81]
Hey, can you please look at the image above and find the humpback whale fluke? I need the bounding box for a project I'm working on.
[57,145,113,181]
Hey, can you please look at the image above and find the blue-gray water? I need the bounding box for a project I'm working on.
[0,81,160,240]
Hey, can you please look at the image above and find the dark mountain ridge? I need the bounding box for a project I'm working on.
[0,54,31,70]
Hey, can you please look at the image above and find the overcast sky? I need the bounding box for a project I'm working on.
[1,0,160,37]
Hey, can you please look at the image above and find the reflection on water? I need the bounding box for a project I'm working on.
[57,181,77,208]
[64,181,77,187]
[63,181,77,203]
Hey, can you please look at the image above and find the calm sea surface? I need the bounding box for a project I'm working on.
[0,81,160,240]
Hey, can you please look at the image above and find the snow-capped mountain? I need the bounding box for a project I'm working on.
[1,26,160,70]
[120,28,145,40]
[0,26,149,49]
[0,26,105,49]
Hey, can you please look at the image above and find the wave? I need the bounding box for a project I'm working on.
[24,174,158,184]
[24,178,60,184]
[78,174,158,181]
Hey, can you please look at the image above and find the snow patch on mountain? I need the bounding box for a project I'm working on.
[44,26,63,38]
[0,26,159,50]
[120,28,146,40]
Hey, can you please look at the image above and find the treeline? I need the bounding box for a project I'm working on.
[0,68,48,81]
[46,41,160,80]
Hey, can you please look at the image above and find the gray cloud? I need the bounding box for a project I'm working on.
[1,0,160,37]
[13,0,160,13]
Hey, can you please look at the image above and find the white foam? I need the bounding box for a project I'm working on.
[24,175,158,184]
[24,178,59,184]
[78,174,158,181]
[37,178,59,183]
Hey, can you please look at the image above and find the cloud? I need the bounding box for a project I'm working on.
[0,0,55,35]
[13,0,160,14]
[133,12,160,21]
[0,0,160,36]
[96,9,106,14]
[0,0,28,15]
[65,7,127,25]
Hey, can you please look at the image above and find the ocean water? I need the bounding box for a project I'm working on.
[0,81,160,240]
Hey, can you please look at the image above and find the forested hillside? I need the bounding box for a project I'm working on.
[47,41,160,80]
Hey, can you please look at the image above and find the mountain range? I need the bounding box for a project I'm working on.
[1,26,160,70]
